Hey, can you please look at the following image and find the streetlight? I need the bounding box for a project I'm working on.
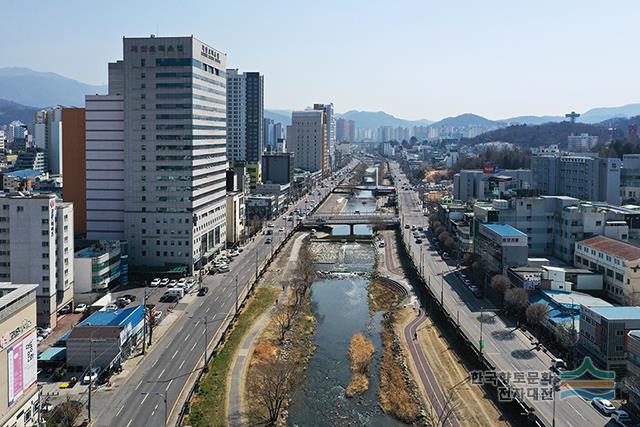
[141,391,168,426]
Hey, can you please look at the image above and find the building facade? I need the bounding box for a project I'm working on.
[574,236,640,305]
[313,103,335,171]
[474,223,528,275]
[452,168,533,201]
[98,36,229,273]
[261,152,294,185]
[225,192,245,245]
[0,284,39,427]
[287,110,327,177]
[74,241,123,294]
[226,69,264,190]
[33,106,63,175]
[61,108,87,236]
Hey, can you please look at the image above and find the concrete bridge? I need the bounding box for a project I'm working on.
[301,212,399,233]
[332,185,396,195]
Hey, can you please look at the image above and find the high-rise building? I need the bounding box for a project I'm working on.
[262,152,294,185]
[85,95,125,241]
[313,103,335,170]
[7,121,28,150]
[34,107,64,174]
[531,154,621,205]
[87,36,228,273]
[287,110,328,176]
[336,118,356,142]
[567,133,599,152]
[0,193,74,327]
[226,69,264,190]
[61,108,87,236]
[263,117,275,149]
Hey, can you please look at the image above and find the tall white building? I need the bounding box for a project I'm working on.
[33,106,64,174]
[287,110,328,176]
[568,133,599,152]
[85,95,125,240]
[313,103,335,171]
[0,193,74,327]
[91,36,227,273]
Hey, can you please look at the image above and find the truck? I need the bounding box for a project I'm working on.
[164,287,184,300]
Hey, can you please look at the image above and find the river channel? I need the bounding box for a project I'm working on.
[288,189,404,426]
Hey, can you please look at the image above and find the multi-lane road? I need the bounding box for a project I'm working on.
[390,161,608,427]
[90,162,356,427]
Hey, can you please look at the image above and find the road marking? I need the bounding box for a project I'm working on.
[140,394,149,405]
[116,405,125,416]
[206,307,211,313]
[190,341,198,351]
[159,368,166,378]
[154,403,159,411]
[152,359,159,368]
[165,379,173,392]
[171,350,179,359]
[183,333,190,342]
[126,420,133,427]
[135,380,143,390]
[179,359,185,370]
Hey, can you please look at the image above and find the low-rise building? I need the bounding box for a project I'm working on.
[474,223,528,275]
[452,168,533,201]
[245,195,277,221]
[579,306,640,374]
[0,283,39,427]
[574,236,640,305]
[255,182,290,213]
[226,192,245,245]
[74,241,123,294]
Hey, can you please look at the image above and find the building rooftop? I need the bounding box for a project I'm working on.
[542,290,612,308]
[78,305,143,328]
[588,306,640,320]
[75,241,121,258]
[7,168,44,178]
[481,223,527,238]
[579,235,640,261]
[38,346,67,362]
[68,325,123,340]
[0,282,38,312]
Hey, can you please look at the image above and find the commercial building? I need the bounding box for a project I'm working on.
[575,236,640,305]
[92,36,228,273]
[245,195,277,221]
[287,110,328,177]
[13,150,45,173]
[85,95,125,241]
[226,192,245,245]
[60,107,87,236]
[567,133,599,152]
[313,104,335,171]
[0,193,74,327]
[33,107,63,175]
[452,168,533,201]
[226,69,264,190]
[74,241,123,294]
[621,154,640,204]
[255,182,290,213]
[474,223,528,275]
[579,305,640,374]
[0,283,39,427]
[531,154,621,205]
[261,152,294,185]
[66,305,144,370]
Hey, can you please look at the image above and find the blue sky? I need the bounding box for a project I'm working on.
[1,0,638,120]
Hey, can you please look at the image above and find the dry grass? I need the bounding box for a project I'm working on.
[346,332,375,397]
[368,278,403,313]
[378,311,422,424]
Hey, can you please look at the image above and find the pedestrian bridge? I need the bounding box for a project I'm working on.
[332,185,396,195]
[302,212,399,228]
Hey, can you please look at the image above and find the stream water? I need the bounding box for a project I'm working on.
[287,241,405,427]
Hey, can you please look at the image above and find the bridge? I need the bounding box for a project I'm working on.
[301,212,399,233]
[332,185,396,195]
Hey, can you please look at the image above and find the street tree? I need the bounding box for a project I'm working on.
[247,358,297,426]
[554,321,579,367]
[525,303,549,328]
[504,288,529,318]
[490,274,511,307]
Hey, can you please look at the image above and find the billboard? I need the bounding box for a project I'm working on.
[483,165,497,174]
[7,331,37,406]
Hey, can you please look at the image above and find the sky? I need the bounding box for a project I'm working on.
[0,0,638,121]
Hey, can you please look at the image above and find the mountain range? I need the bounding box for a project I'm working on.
[1,67,639,131]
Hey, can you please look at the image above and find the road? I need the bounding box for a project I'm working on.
[389,161,608,427]
[91,161,357,427]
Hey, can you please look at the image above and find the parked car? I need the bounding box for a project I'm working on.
[197,287,209,296]
[122,294,136,302]
[265,237,272,244]
[551,358,566,374]
[153,311,163,322]
[592,398,616,414]
[230,250,240,257]
[178,277,187,285]
[74,304,88,313]
[442,252,450,260]
[169,279,177,287]
[415,238,423,244]
[611,409,631,425]
[82,367,101,385]
[150,278,161,287]
[105,304,118,310]
[218,264,230,273]
[160,278,170,287]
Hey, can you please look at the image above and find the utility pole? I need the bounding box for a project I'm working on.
[88,336,94,423]
[201,317,210,372]
[255,247,259,280]
[142,287,148,355]
[235,275,239,314]
[479,306,484,356]
[141,392,168,426]
[441,275,444,305]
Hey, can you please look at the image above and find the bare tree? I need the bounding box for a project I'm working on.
[554,321,579,367]
[294,239,316,304]
[424,388,459,427]
[47,397,82,427]
[504,288,529,317]
[490,274,511,307]
[247,358,298,426]
[525,303,549,328]
[274,303,300,343]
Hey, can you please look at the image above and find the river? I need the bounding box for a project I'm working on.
[287,241,405,427]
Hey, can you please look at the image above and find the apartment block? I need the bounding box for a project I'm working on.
[452,168,532,201]
[0,193,74,327]
[531,154,621,205]
[313,103,335,171]
[287,110,327,177]
[575,236,640,305]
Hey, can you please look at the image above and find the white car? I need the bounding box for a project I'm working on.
[160,278,170,286]
[82,367,101,385]
[186,278,196,286]
[169,279,177,287]
[74,304,88,313]
[217,265,230,273]
[230,250,240,257]
[592,398,616,414]
[150,278,161,287]
[178,277,187,285]
[277,228,285,233]
[267,223,275,228]
[105,303,118,311]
